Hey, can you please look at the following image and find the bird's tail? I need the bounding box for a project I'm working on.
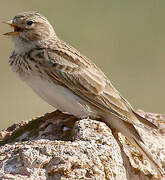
[103,112,164,176]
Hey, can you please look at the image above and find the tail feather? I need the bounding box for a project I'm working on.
[133,137,163,176]
[103,112,163,176]
[133,111,158,129]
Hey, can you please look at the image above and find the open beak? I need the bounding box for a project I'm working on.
[3,20,22,36]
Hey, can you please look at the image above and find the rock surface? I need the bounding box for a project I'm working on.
[0,110,165,180]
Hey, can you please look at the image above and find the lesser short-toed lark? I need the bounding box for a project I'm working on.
[3,12,164,176]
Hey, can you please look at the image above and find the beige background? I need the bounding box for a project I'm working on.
[0,0,165,130]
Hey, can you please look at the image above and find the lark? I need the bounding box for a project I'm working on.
[3,12,163,175]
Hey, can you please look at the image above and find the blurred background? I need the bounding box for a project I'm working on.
[0,0,165,130]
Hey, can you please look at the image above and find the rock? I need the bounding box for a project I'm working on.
[0,110,164,180]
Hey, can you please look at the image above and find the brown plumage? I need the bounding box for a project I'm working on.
[4,11,163,176]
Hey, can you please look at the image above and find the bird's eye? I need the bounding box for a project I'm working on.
[26,21,34,26]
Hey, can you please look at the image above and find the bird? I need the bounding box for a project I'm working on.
[3,11,163,176]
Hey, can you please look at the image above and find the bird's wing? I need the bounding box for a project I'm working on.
[30,40,156,128]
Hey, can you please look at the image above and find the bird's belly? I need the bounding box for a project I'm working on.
[25,76,95,118]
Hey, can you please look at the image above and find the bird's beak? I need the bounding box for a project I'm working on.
[3,20,22,36]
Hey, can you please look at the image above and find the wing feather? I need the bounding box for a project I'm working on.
[31,40,157,128]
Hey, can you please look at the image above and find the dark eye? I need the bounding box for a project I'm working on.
[26,21,34,26]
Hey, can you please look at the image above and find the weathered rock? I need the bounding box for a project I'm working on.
[0,110,164,180]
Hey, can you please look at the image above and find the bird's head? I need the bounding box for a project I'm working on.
[3,12,56,43]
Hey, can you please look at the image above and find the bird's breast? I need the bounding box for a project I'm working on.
[9,51,98,118]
